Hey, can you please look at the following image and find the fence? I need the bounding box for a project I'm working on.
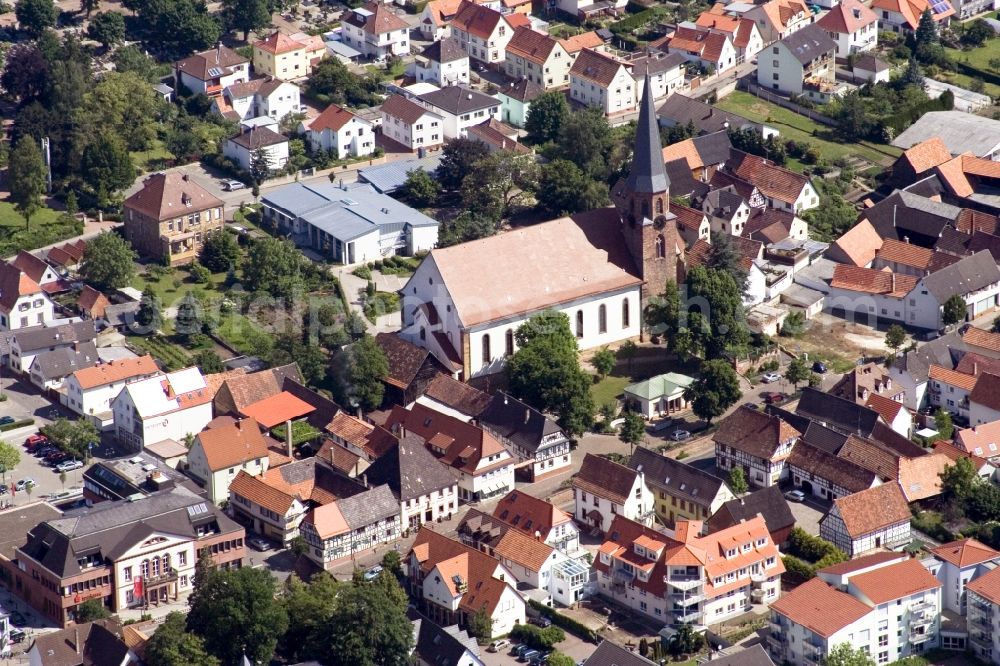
[738,80,839,128]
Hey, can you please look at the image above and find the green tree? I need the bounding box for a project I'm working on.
[822,643,876,666]
[467,606,494,645]
[82,71,160,152]
[381,549,402,577]
[943,294,968,327]
[0,442,20,484]
[269,332,327,386]
[112,45,159,82]
[508,311,594,436]
[963,19,994,47]
[249,146,271,189]
[707,232,748,291]
[536,158,609,217]
[899,58,924,87]
[436,137,489,190]
[401,168,440,208]
[289,535,309,557]
[134,0,222,57]
[8,135,46,230]
[187,566,289,665]
[243,236,303,298]
[781,311,805,337]
[437,211,496,247]
[802,185,858,241]
[728,466,748,495]
[885,324,908,357]
[15,0,56,36]
[785,357,810,388]
[41,418,99,459]
[87,11,126,47]
[525,90,569,145]
[223,0,271,40]
[346,334,389,411]
[318,574,414,666]
[618,411,646,454]
[685,266,750,358]
[199,230,241,273]
[76,599,110,623]
[935,407,955,441]
[591,346,615,379]
[80,233,137,291]
[546,653,575,666]
[81,133,135,194]
[306,58,381,108]
[915,8,938,49]
[192,349,225,374]
[941,456,977,501]
[80,0,98,15]
[667,623,704,657]
[147,612,220,666]
[683,359,741,424]
[279,573,341,661]
[557,106,613,179]
[460,150,538,221]
[617,340,638,373]
[135,287,162,332]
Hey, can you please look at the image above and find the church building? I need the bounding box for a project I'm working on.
[399,76,683,379]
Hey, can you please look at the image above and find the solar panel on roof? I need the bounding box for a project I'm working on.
[930,0,949,14]
[207,67,223,77]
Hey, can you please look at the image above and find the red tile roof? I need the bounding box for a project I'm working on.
[385,402,508,476]
[964,327,1000,354]
[77,285,109,319]
[829,220,883,267]
[493,489,571,537]
[818,551,908,576]
[932,538,1000,568]
[254,32,307,55]
[452,1,508,39]
[124,173,223,222]
[832,483,910,538]
[506,27,560,64]
[729,151,810,205]
[73,356,159,390]
[849,558,941,605]
[816,0,877,34]
[830,264,918,297]
[569,48,630,87]
[971,373,1000,414]
[0,261,42,311]
[240,391,316,428]
[770,578,873,637]
[344,2,409,34]
[381,94,434,125]
[558,31,604,53]
[929,364,978,391]
[968,566,1000,604]
[310,104,361,133]
[197,418,270,471]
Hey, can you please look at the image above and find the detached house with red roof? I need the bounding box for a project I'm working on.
[407,527,526,638]
[696,7,765,64]
[594,515,784,625]
[0,260,54,331]
[300,104,375,159]
[252,30,326,80]
[342,3,411,62]
[872,0,953,33]
[573,453,653,533]
[504,28,572,90]
[123,173,225,266]
[380,94,444,152]
[175,45,250,97]
[63,355,161,427]
[741,0,813,43]
[112,367,215,452]
[451,1,516,65]
[11,250,63,294]
[819,483,911,557]
[727,150,818,213]
[714,406,799,488]
[188,418,273,505]
[816,0,878,58]
[569,48,636,115]
[660,26,737,75]
[770,555,942,665]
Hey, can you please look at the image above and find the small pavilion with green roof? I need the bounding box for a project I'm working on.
[623,372,696,419]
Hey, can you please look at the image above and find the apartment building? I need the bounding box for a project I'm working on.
[252,31,326,80]
[504,28,572,90]
[925,538,1000,616]
[569,48,635,115]
[380,94,445,151]
[341,3,410,62]
[594,516,783,625]
[111,367,214,451]
[967,567,1000,663]
[62,356,160,427]
[451,1,515,64]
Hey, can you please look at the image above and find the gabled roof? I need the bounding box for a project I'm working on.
[254,31,307,55]
[963,326,1000,354]
[12,320,97,353]
[713,406,800,460]
[574,453,641,505]
[828,219,883,267]
[955,420,1000,458]
[829,483,910,537]
[932,538,1000,568]
[29,619,131,666]
[872,0,953,29]
[77,285,110,319]
[124,173,223,221]
[228,127,288,150]
[493,488,571,538]
[865,393,906,424]
[452,0,507,39]
[506,27,561,64]
[702,645,776,666]
[409,609,483,666]
[196,418,269,471]
[629,446,729,507]
[816,0,877,33]
[897,453,950,502]
[968,566,1000,604]
[971,373,1000,413]
[376,331,437,389]
[363,433,457,501]
[420,37,467,63]
[897,137,953,176]
[418,86,499,116]
[728,150,810,205]
[72,355,159,390]
[787,443,880,493]
[796,387,881,437]
[0,261,43,311]
[422,374,493,418]
[385,402,508,476]
[849,558,941,604]
[570,48,630,87]
[479,390,566,456]
[664,26,731,64]
[12,250,53,284]
[497,77,544,103]
[830,264,918,297]
[344,2,409,34]
[309,104,363,133]
[706,485,795,537]
[175,45,248,81]
[923,250,1000,303]
[558,31,605,54]
[240,391,315,428]
[381,94,438,126]
[584,641,658,666]
[770,578,872,637]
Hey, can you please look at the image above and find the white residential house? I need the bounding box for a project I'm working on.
[504,28,572,90]
[770,556,943,666]
[572,453,652,533]
[411,38,470,87]
[695,11,765,64]
[632,51,688,101]
[9,320,96,375]
[187,418,271,505]
[661,26,737,75]
[478,392,573,484]
[757,24,838,102]
[300,104,375,159]
[0,261,55,331]
[175,45,250,97]
[214,78,302,123]
[450,1,515,65]
[415,86,501,139]
[491,489,581,555]
[380,94,445,151]
[62,356,161,428]
[971,374,1000,427]
[223,127,290,173]
[925,538,1000,616]
[819,484,912,558]
[341,3,411,61]
[111,368,215,452]
[714,406,799,488]
[966,567,1000,661]
[816,0,879,58]
[743,0,814,43]
[569,48,636,115]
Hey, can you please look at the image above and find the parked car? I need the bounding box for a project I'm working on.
[247,536,271,552]
[784,490,806,502]
[742,402,759,410]
[222,180,246,191]
[488,639,510,653]
[761,372,781,383]
[34,446,57,457]
[364,565,384,581]
[530,615,552,628]
[520,650,540,663]
[24,434,48,450]
[670,429,691,442]
[812,361,827,373]
[14,479,35,492]
[55,460,83,472]
[763,392,787,405]
[8,628,25,644]
[0,416,14,426]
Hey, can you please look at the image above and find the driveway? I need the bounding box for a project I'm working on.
[785,493,829,536]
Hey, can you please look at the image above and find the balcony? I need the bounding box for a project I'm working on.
[670,593,703,606]
[751,588,766,603]
[674,608,702,623]
[666,576,703,591]
[750,571,768,583]
[910,630,934,644]
[767,632,788,651]
[145,567,179,586]
[910,599,934,613]
[971,632,993,651]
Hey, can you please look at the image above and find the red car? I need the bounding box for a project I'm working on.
[24,434,48,452]
[763,392,787,405]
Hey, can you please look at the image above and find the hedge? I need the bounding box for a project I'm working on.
[528,600,599,644]
[0,419,34,433]
[954,60,1000,87]
[510,623,566,650]
[782,555,817,581]
[608,6,666,35]
[785,527,843,564]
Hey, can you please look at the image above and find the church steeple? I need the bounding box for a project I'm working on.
[625,74,670,196]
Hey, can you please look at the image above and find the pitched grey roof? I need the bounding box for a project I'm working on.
[703,186,745,218]
[498,77,545,103]
[29,341,99,381]
[923,250,1000,302]
[30,619,131,666]
[408,608,484,666]
[801,421,850,454]
[625,74,669,194]
[337,484,399,528]
[478,391,566,456]
[795,387,880,437]
[693,130,733,167]
[703,645,776,666]
[418,86,499,115]
[12,320,97,353]
[891,330,966,382]
[228,127,288,150]
[584,641,657,666]
[628,446,728,508]
[631,50,686,77]
[893,111,1000,158]
[786,442,880,493]
[363,433,456,501]
[421,36,467,63]
[778,23,836,64]
[658,94,762,135]
[707,485,794,537]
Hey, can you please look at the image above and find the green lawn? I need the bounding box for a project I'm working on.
[946,39,1000,71]
[130,139,174,173]
[715,91,902,169]
[592,375,633,407]
[0,202,80,257]
[935,68,1000,97]
[132,265,229,308]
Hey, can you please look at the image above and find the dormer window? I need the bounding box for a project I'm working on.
[726,548,737,558]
